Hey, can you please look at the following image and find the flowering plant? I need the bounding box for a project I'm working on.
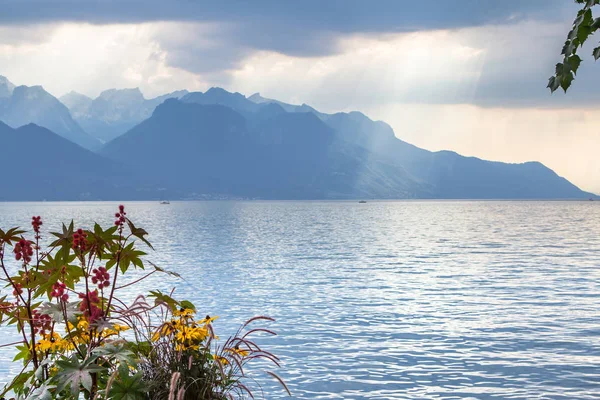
[0,206,288,399]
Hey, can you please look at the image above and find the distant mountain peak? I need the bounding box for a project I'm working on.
[248,92,262,101]
[248,92,276,104]
[203,87,248,100]
[14,84,45,93]
[0,75,15,97]
[151,97,180,115]
[158,89,188,98]
[61,90,92,100]
[11,85,55,102]
[98,88,145,103]
[205,87,235,95]
[0,84,100,150]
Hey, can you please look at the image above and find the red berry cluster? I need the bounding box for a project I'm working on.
[31,309,52,335]
[14,239,33,263]
[92,267,110,289]
[51,282,69,302]
[72,229,88,251]
[114,205,126,227]
[31,216,42,237]
[12,283,23,297]
[79,290,103,323]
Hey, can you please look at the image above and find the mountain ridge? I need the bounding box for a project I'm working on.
[0,74,594,200]
[0,121,170,201]
[99,97,595,200]
[60,87,189,143]
[0,82,101,150]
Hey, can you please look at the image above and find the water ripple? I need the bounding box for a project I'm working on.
[0,200,599,399]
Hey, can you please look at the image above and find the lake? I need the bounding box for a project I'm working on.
[0,200,599,399]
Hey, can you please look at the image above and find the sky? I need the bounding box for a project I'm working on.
[1,0,599,193]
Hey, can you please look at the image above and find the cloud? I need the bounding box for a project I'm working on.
[0,1,578,59]
[365,103,600,194]
[224,20,600,108]
[0,1,592,107]
[0,23,208,97]
[2,17,598,106]
[0,1,573,27]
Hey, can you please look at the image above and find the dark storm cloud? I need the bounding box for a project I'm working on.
[0,0,591,107]
[0,0,576,57]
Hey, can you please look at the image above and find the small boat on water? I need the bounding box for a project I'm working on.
[358,200,367,204]
[160,201,170,205]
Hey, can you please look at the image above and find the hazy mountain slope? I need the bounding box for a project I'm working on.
[0,122,163,201]
[0,76,15,98]
[0,85,101,150]
[248,93,325,118]
[64,88,189,143]
[59,91,93,118]
[248,91,593,199]
[1,81,592,200]
[100,99,429,199]
[181,88,260,116]
[319,113,591,198]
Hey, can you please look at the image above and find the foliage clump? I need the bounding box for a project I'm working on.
[0,206,288,399]
[549,0,600,92]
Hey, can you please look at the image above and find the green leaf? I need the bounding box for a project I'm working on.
[34,359,51,381]
[576,9,594,44]
[127,340,152,357]
[179,300,196,312]
[49,221,75,260]
[568,54,582,74]
[116,242,147,274]
[0,227,26,245]
[561,71,574,92]
[13,343,31,363]
[89,223,121,259]
[39,301,80,323]
[0,370,34,398]
[148,261,182,279]
[28,381,56,400]
[92,343,137,366]
[148,290,179,311]
[586,0,600,7]
[593,45,600,60]
[547,76,560,93]
[34,253,82,299]
[126,218,154,250]
[53,355,104,397]
[109,365,147,400]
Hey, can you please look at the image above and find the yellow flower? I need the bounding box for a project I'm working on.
[199,315,219,325]
[215,355,229,365]
[76,318,89,330]
[175,325,208,344]
[152,321,176,342]
[227,346,249,357]
[37,338,53,352]
[112,324,130,332]
[173,308,195,318]
[102,324,130,338]
[36,332,73,353]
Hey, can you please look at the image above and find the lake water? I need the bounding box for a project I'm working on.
[0,201,599,399]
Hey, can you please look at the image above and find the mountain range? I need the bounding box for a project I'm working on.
[0,121,167,201]
[60,88,188,143]
[0,75,595,201]
[0,83,100,149]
